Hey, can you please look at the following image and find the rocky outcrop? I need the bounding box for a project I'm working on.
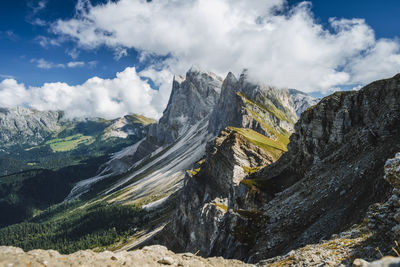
[154,126,287,258]
[208,71,301,138]
[102,114,155,140]
[149,71,316,260]
[288,88,319,117]
[244,74,400,262]
[0,245,252,267]
[149,66,223,146]
[257,152,400,266]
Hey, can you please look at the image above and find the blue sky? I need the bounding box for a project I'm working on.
[0,0,400,119]
[0,0,142,86]
[0,0,398,86]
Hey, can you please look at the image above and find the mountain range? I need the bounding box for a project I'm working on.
[0,68,399,266]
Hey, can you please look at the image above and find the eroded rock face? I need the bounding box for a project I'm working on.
[384,152,400,187]
[246,74,400,262]
[260,152,400,266]
[288,89,319,117]
[149,67,223,146]
[111,67,223,170]
[155,127,282,259]
[208,71,307,138]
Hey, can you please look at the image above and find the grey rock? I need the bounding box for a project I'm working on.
[288,89,319,117]
[355,256,400,267]
[159,73,400,263]
[150,66,223,146]
[158,256,174,265]
[0,106,62,146]
[384,152,400,187]
[208,70,314,137]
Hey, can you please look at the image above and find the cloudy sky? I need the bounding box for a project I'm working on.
[1,0,400,119]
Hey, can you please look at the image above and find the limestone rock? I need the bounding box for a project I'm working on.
[158,73,400,263]
[0,245,253,267]
[0,106,62,146]
[354,256,400,267]
[384,153,400,187]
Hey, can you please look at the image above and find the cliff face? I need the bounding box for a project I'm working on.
[106,67,223,171]
[149,66,223,146]
[156,127,284,257]
[157,73,400,262]
[208,71,311,138]
[243,73,400,262]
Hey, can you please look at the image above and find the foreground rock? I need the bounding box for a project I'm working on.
[0,245,252,267]
[258,151,400,266]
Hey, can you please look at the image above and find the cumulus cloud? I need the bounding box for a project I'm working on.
[0,67,163,119]
[51,0,400,93]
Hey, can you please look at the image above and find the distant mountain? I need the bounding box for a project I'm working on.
[0,108,155,227]
[0,106,62,147]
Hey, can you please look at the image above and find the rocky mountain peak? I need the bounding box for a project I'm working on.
[208,70,305,139]
[148,68,223,145]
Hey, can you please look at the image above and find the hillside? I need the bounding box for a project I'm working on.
[0,110,155,228]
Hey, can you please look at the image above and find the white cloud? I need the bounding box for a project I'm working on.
[88,61,98,68]
[0,67,163,119]
[31,58,65,69]
[114,47,128,60]
[0,74,15,79]
[31,18,47,26]
[35,35,61,48]
[67,61,85,68]
[0,79,30,107]
[31,59,88,69]
[27,1,48,26]
[30,0,47,14]
[66,48,80,59]
[51,0,400,93]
